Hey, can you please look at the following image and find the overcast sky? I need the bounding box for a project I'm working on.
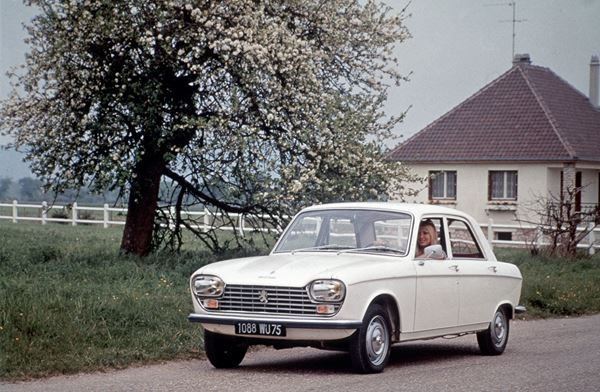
[1,0,599,179]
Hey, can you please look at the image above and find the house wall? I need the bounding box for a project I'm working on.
[396,162,600,228]
[547,166,599,204]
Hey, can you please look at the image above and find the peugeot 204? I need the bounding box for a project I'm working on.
[188,203,524,373]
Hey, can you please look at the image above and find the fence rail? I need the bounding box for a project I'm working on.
[1,200,598,254]
[0,200,280,236]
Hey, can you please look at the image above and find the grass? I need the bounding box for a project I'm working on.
[495,248,600,318]
[0,221,271,380]
[0,222,599,380]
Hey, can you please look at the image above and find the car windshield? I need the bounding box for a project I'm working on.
[274,209,412,256]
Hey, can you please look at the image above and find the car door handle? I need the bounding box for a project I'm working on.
[488,266,497,273]
[448,265,459,272]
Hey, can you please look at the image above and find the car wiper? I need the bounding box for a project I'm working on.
[291,244,355,254]
[338,246,405,255]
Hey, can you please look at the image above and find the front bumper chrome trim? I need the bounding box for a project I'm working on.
[188,313,362,329]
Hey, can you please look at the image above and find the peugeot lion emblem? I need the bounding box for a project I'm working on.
[258,289,269,304]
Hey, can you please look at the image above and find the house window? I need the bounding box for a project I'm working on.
[488,171,518,200]
[429,171,457,200]
[495,232,513,241]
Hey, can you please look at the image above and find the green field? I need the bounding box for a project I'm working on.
[1,221,599,380]
[0,222,270,380]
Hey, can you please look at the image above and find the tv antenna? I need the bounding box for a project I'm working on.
[485,1,527,59]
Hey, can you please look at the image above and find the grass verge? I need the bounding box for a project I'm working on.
[0,222,269,380]
[495,248,600,318]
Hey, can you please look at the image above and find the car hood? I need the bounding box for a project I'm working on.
[194,252,407,287]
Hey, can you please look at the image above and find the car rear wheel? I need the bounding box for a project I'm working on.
[349,304,392,373]
[204,330,248,368]
[477,307,509,355]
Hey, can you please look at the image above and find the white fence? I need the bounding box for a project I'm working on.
[0,200,276,236]
[483,218,599,255]
[1,200,598,254]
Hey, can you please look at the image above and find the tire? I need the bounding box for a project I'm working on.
[477,307,510,355]
[204,330,248,368]
[349,304,392,373]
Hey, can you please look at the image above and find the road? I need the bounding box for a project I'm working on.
[3,315,600,392]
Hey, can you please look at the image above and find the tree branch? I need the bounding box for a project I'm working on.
[163,167,256,214]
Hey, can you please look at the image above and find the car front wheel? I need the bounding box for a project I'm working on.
[349,304,392,373]
[477,307,509,355]
[204,330,248,368]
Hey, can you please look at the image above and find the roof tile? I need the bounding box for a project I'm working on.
[388,63,600,163]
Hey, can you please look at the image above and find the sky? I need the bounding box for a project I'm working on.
[1,0,599,179]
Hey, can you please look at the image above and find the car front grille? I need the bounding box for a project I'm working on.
[212,284,341,316]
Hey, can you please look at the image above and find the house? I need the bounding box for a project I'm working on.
[388,54,600,241]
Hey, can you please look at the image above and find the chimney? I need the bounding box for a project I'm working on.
[513,53,531,66]
[590,55,599,109]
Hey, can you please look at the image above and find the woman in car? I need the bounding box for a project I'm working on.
[416,219,446,259]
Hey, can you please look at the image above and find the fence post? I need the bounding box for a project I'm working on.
[103,204,109,229]
[12,200,17,223]
[487,217,494,249]
[588,222,596,256]
[41,201,48,225]
[238,214,245,237]
[203,207,209,232]
[72,202,78,226]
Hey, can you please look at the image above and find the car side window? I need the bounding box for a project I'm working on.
[447,219,483,259]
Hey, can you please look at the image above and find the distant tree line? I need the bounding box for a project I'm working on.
[0,176,120,204]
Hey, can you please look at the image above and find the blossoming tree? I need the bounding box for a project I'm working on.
[1,0,414,255]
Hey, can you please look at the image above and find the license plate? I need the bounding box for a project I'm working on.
[235,322,286,337]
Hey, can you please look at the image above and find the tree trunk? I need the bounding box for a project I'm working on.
[120,157,164,256]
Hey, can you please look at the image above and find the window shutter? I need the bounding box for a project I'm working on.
[576,171,582,212]
[487,172,492,201]
[428,174,433,200]
[560,171,564,204]
[453,172,457,199]
[514,171,518,200]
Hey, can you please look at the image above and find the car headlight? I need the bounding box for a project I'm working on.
[309,279,346,302]
[192,275,225,298]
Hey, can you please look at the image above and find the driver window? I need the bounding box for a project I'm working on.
[415,218,447,259]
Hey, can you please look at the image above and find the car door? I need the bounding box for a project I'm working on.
[446,217,497,326]
[413,217,460,332]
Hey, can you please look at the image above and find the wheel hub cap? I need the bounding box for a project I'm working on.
[365,315,389,366]
[493,313,506,346]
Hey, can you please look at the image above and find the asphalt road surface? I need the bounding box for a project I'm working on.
[3,314,600,392]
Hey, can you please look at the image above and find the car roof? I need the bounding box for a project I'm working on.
[301,202,468,218]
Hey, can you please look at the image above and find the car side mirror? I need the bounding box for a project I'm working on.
[424,244,446,260]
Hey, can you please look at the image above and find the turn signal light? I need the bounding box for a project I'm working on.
[316,304,335,314]
[203,299,219,309]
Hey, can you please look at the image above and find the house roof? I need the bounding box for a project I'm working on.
[388,60,600,163]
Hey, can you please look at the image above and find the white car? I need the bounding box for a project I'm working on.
[188,203,524,373]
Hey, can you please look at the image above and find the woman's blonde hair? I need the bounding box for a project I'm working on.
[418,220,438,248]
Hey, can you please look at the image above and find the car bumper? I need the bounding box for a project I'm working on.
[515,305,527,314]
[188,313,362,329]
